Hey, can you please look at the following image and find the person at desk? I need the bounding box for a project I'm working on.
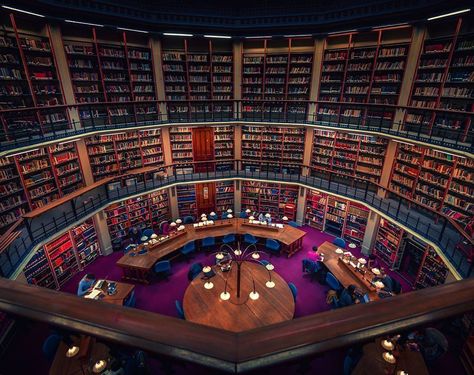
[336,285,359,308]
[307,246,321,262]
[128,227,142,244]
[374,270,398,294]
[77,273,96,297]
[367,254,380,270]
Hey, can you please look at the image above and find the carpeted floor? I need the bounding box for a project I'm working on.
[0,226,467,375]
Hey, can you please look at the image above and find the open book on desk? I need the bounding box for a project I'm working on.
[84,289,102,300]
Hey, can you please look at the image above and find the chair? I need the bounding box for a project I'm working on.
[244,233,258,246]
[265,239,280,256]
[209,213,218,221]
[42,334,61,362]
[175,300,185,319]
[181,241,196,258]
[302,259,321,281]
[260,259,270,266]
[188,263,203,281]
[124,290,136,307]
[326,272,342,291]
[239,211,247,218]
[154,260,171,278]
[288,221,299,228]
[222,234,236,245]
[142,228,154,238]
[221,212,228,219]
[333,237,346,249]
[288,282,297,302]
[183,216,194,224]
[202,237,216,252]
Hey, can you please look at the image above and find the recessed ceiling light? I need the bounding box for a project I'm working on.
[204,35,232,39]
[65,19,104,27]
[1,5,45,17]
[117,27,148,34]
[163,32,193,37]
[428,9,470,21]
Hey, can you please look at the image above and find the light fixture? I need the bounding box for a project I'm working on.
[175,219,182,225]
[163,32,193,37]
[177,225,185,231]
[349,243,357,249]
[140,236,148,242]
[65,19,104,27]
[204,34,232,39]
[92,359,107,373]
[245,209,251,213]
[328,29,357,35]
[428,9,470,21]
[234,249,242,256]
[381,339,395,351]
[210,211,216,217]
[282,216,289,221]
[249,280,259,300]
[150,234,158,239]
[265,213,271,218]
[117,27,149,34]
[1,5,45,17]
[283,34,312,37]
[249,216,255,221]
[201,213,207,217]
[227,209,233,213]
[66,345,80,358]
[374,281,385,289]
[170,221,177,227]
[245,36,272,39]
[204,281,214,290]
[201,216,208,222]
[216,252,224,260]
[382,351,396,364]
[265,280,275,288]
[396,371,408,375]
[220,291,230,300]
[265,263,274,271]
[251,252,260,260]
[227,214,233,219]
[372,22,408,30]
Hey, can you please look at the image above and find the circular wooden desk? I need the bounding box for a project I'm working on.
[183,261,295,332]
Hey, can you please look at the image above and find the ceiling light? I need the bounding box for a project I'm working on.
[245,36,272,39]
[204,35,232,39]
[328,29,357,35]
[117,27,148,34]
[65,20,104,27]
[428,9,470,21]
[283,34,312,37]
[163,32,193,37]
[372,22,409,30]
[1,5,45,17]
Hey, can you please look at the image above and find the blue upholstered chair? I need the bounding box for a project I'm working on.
[288,282,297,302]
[221,212,228,219]
[175,300,185,319]
[239,211,247,218]
[154,260,171,278]
[42,334,61,362]
[142,228,154,238]
[326,272,342,291]
[188,263,203,281]
[183,216,194,224]
[222,234,236,245]
[209,213,218,221]
[181,241,196,258]
[302,259,320,281]
[202,237,216,252]
[288,221,299,228]
[265,239,280,256]
[124,290,136,307]
[333,237,346,249]
[260,259,270,267]
[244,233,258,246]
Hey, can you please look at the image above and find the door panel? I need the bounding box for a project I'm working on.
[192,127,215,172]
[196,182,216,214]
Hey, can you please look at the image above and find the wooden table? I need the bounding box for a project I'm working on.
[116,218,306,283]
[84,280,135,306]
[49,336,110,375]
[352,339,429,375]
[317,241,380,301]
[183,261,295,332]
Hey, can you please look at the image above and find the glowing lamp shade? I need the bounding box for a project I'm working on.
[358,258,367,265]
[175,219,182,225]
[92,359,107,373]
[265,263,275,271]
[66,345,80,358]
[249,291,260,300]
[249,216,255,220]
[140,236,148,242]
[227,214,233,219]
[220,292,230,300]
[349,243,357,249]
[265,280,275,288]
[204,281,214,290]
[282,216,289,221]
[374,281,385,289]
[215,252,224,260]
[210,212,216,216]
[382,339,395,351]
[227,209,233,213]
[265,213,271,218]
[202,266,212,273]
[201,216,208,221]
[382,351,396,364]
[150,233,158,239]
[251,252,260,259]
[201,213,207,217]
[234,249,242,256]
[177,225,185,231]
[170,222,177,227]
[245,209,251,213]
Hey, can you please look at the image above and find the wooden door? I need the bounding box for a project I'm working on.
[192,127,215,172]
[196,183,216,215]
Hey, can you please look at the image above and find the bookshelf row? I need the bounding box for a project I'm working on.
[305,189,369,246]
[311,129,388,184]
[389,142,473,226]
[0,143,84,231]
[23,218,101,289]
[105,190,170,242]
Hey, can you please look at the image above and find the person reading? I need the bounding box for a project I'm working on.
[77,273,96,297]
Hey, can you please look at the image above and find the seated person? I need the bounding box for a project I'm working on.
[374,271,395,293]
[367,254,380,270]
[77,273,96,297]
[128,227,142,244]
[337,284,358,308]
[307,246,321,262]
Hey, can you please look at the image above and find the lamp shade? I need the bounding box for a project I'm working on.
[215,252,224,260]
[282,216,289,221]
[177,225,185,231]
[140,236,148,242]
[210,212,216,216]
[201,213,207,217]
[175,219,182,225]
[227,209,233,213]
[358,258,367,265]
[170,222,177,227]
[265,213,271,218]
[227,214,233,219]
[92,359,107,373]
[66,346,80,358]
[201,216,207,221]
[245,209,251,213]
[249,216,255,220]
[150,233,158,239]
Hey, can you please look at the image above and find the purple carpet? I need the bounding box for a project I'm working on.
[1,226,467,374]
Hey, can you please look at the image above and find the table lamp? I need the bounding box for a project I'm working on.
[220,279,230,300]
[210,211,216,219]
[357,258,367,269]
[201,216,207,222]
[234,248,242,256]
[92,359,107,373]
[382,351,396,364]
[177,225,185,231]
[150,233,158,239]
[201,213,207,217]
[245,209,251,214]
[265,213,271,219]
[202,266,214,289]
[66,345,80,358]
[175,219,182,225]
[381,339,395,351]
[170,222,177,231]
[374,281,385,289]
[265,263,274,271]
[249,280,259,300]
[227,209,233,213]
[216,252,224,260]
[282,216,288,223]
[227,214,233,222]
[349,243,357,249]
[251,252,260,259]
[249,215,255,222]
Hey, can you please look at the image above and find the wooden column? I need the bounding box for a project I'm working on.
[161,126,174,175]
[93,211,113,255]
[150,37,168,121]
[234,124,242,170]
[169,187,179,220]
[302,127,314,176]
[361,211,380,255]
[378,140,398,198]
[234,181,241,214]
[233,41,243,118]
[295,187,307,225]
[393,25,426,129]
[307,37,325,121]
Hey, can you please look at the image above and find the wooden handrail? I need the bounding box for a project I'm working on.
[0,278,473,373]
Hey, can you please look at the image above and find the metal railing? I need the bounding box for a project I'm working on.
[1,100,472,154]
[1,159,472,280]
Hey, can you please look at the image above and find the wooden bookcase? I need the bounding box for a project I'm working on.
[214,125,234,171]
[23,218,101,289]
[374,217,405,269]
[176,184,198,219]
[414,246,449,289]
[215,181,234,213]
[242,38,313,120]
[241,125,305,173]
[169,126,194,173]
[317,27,412,127]
[305,189,327,230]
